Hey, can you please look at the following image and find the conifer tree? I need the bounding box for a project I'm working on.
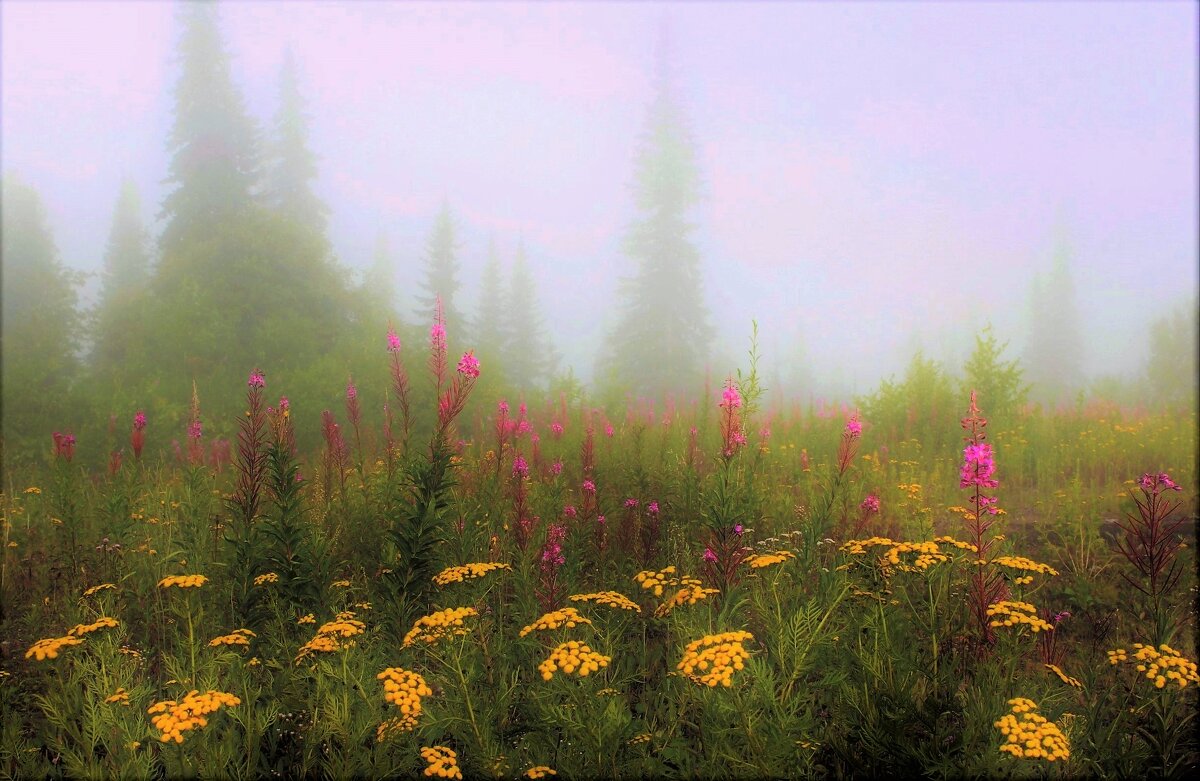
[265,47,328,236]
[472,238,508,385]
[599,42,712,399]
[503,241,558,389]
[415,204,465,339]
[1024,233,1085,404]
[93,179,152,369]
[159,1,260,253]
[1,176,83,454]
[961,324,1028,427]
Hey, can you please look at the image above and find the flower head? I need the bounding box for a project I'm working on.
[457,350,481,378]
[133,411,147,431]
[248,371,265,389]
[720,378,742,410]
[386,326,402,352]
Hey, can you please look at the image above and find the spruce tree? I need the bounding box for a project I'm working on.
[961,324,1028,427]
[415,204,465,339]
[1,176,83,455]
[503,241,558,389]
[599,48,712,399]
[159,1,260,253]
[265,47,328,235]
[472,238,508,385]
[93,179,152,369]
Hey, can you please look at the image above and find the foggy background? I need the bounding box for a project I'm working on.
[3,0,1197,400]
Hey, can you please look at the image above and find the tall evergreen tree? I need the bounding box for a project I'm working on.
[159,1,260,253]
[1144,297,1199,408]
[93,179,152,369]
[265,47,328,235]
[598,39,712,399]
[472,238,508,384]
[1,175,83,455]
[961,324,1028,427]
[1024,232,1085,404]
[503,241,558,389]
[415,204,465,339]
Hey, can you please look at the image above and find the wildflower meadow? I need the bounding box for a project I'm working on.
[1,313,1196,779]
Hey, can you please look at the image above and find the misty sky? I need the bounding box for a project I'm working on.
[3,1,1197,394]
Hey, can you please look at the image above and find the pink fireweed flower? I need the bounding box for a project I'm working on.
[346,379,357,401]
[845,414,862,438]
[647,501,660,515]
[596,514,605,525]
[386,326,402,352]
[52,432,76,462]
[551,421,564,437]
[457,350,480,378]
[563,505,578,518]
[430,321,447,353]
[1137,472,1181,494]
[720,378,742,410]
[550,459,564,476]
[513,455,529,478]
[959,442,998,490]
[860,494,880,513]
[734,524,743,536]
[131,412,146,460]
[605,422,614,438]
[625,498,639,509]
[498,400,509,415]
[582,479,596,494]
[703,547,718,563]
[248,371,265,389]
[188,420,202,440]
[133,411,147,431]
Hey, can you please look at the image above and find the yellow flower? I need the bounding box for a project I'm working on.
[420,746,463,780]
[568,591,642,612]
[433,561,511,586]
[105,687,132,705]
[376,667,433,733]
[253,572,279,586]
[994,698,1070,761]
[519,607,592,637]
[148,690,240,744]
[68,616,119,637]
[82,583,117,597]
[1044,664,1082,688]
[331,579,351,588]
[25,636,84,661]
[295,616,366,663]
[403,607,477,648]
[744,550,795,569]
[677,630,754,688]
[539,640,611,681]
[23,487,41,495]
[209,629,256,648]
[525,767,557,779]
[986,601,1054,633]
[1108,644,1200,690]
[297,613,316,625]
[157,574,208,589]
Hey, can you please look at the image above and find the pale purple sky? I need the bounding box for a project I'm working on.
[3,1,1197,391]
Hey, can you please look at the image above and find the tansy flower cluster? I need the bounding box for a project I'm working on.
[987,601,1054,633]
[253,572,279,585]
[105,687,132,705]
[403,607,477,648]
[433,561,511,586]
[881,541,949,571]
[654,582,720,617]
[994,556,1059,585]
[376,667,433,732]
[933,535,978,552]
[1044,664,1082,688]
[1108,643,1200,689]
[628,733,652,746]
[296,612,365,663]
[840,537,899,556]
[420,746,462,779]
[82,583,117,597]
[525,767,557,778]
[744,550,795,569]
[994,698,1070,761]
[297,613,316,625]
[677,630,754,688]
[148,690,241,744]
[158,574,208,589]
[569,591,642,612]
[26,635,84,661]
[520,607,592,637]
[68,616,119,637]
[538,641,610,680]
[209,629,256,648]
[634,566,685,596]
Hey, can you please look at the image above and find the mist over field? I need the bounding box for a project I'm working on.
[2,0,1197,457]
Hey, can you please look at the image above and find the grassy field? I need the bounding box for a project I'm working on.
[1,347,1196,779]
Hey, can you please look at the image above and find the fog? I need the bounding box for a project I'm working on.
[3,0,1197,400]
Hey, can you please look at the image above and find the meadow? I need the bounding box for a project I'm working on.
[1,322,1196,780]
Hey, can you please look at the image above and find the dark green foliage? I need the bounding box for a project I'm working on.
[1,176,83,459]
[598,66,713,399]
[385,433,456,611]
[159,2,260,254]
[415,205,466,344]
[1145,297,1199,408]
[860,349,959,455]
[502,242,558,390]
[260,439,326,613]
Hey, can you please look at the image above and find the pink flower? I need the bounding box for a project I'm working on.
[386,327,402,353]
[845,414,862,438]
[248,371,265,389]
[582,479,596,494]
[457,350,480,378]
[860,493,880,513]
[430,321,447,353]
[720,378,742,410]
[550,459,564,476]
[346,380,357,401]
[497,400,509,415]
[53,431,76,461]
[733,524,743,536]
[551,422,564,437]
[563,504,577,518]
[188,420,202,440]
[513,455,529,478]
[133,411,147,431]
[647,501,660,515]
[959,442,998,489]
[1137,472,1181,494]
[604,422,614,438]
[703,547,718,563]
[624,498,639,509]
[596,514,606,525]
